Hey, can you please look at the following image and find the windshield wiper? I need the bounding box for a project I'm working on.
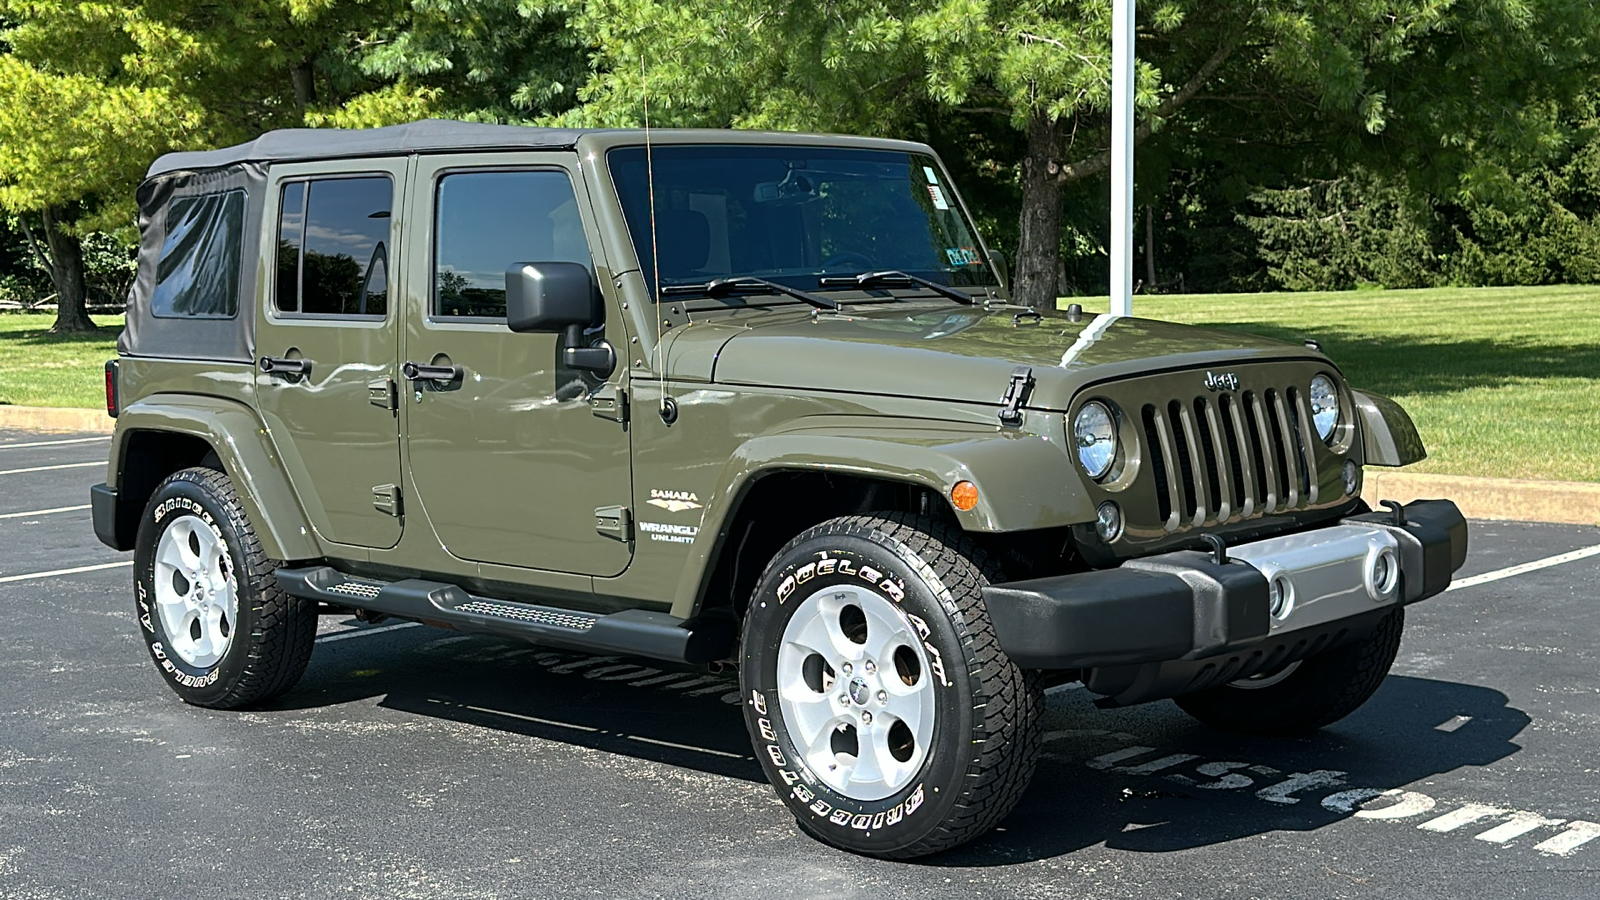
[817,270,975,305]
[660,276,838,311]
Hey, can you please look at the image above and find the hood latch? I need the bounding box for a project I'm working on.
[998,366,1035,427]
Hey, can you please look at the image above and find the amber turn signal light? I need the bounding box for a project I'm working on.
[951,480,979,511]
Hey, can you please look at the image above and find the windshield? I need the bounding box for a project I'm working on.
[608,144,997,298]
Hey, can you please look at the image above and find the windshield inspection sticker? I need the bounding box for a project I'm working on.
[944,246,981,267]
[647,489,703,513]
[926,183,951,210]
[923,166,940,185]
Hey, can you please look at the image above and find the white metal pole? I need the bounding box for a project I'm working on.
[1110,0,1135,317]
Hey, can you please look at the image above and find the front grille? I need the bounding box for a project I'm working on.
[1140,387,1319,532]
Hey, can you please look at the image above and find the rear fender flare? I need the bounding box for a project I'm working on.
[110,396,320,561]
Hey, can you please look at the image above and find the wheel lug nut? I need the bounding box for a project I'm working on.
[877,690,888,703]
[863,660,875,674]
[861,711,872,725]
[838,694,850,706]
[841,662,852,675]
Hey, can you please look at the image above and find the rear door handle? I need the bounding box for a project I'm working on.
[401,361,463,383]
[259,356,312,377]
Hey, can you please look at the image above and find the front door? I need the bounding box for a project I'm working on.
[401,155,633,577]
[255,161,406,550]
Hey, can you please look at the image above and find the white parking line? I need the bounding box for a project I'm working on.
[0,461,103,476]
[0,437,108,450]
[315,621,421,643]
[0,504,92,520]
[1448,543,1600,592]
[0,560,131,584]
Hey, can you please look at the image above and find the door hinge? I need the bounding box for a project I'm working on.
[368,377,397,411]
[594,505,632,541]
[998,365,1034,427]
[372,484,402,517]
[590,384,627,423]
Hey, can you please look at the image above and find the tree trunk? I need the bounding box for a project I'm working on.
[37,207,95,334]
[291,60,317,112]
[1144,204,1158,290]
[1013,112,1065,310]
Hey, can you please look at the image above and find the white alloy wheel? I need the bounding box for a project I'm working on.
[775,583,936,802]
[152,514,239,668]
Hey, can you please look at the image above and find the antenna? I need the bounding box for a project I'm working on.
[640,54,676,424]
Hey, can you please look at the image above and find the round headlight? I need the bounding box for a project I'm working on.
[1074,401,1118,480]
[1309,375,1339,442]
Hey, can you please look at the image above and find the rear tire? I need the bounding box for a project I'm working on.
[1175,607,1405,736]
[133,467,317,709]
[739,513,1041,858]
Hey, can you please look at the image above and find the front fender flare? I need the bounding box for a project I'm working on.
[673,421,1094,616]
[109,395,320,561]
[1352,389,1427,467]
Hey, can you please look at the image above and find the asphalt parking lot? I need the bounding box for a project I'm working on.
[3,427,1599,899]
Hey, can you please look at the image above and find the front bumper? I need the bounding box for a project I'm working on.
[984,499,1467,671]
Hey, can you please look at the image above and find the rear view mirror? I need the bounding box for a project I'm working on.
[506,261,597,333]
[505,262,614,375]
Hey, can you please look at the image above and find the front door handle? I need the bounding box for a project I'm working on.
[401,360,463,383]
[259,356,313,377]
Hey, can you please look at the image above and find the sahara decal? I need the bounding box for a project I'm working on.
[646,489,703,513]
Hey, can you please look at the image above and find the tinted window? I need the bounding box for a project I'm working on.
[434,170,590,318]
[275,176,392,316]
[608,145,997,296]
[152,190,245,318]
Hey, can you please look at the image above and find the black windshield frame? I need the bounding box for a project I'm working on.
[607,144,998,301]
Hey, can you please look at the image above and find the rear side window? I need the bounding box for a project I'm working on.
[152,190,246,318]
[275,176,392,317]
[433,170,590,319]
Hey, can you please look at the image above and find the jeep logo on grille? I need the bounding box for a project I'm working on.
[1204,371,1240,392]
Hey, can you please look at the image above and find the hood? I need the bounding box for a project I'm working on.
[706,304,1326,411]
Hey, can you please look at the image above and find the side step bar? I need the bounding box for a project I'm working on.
[276,566,732,664]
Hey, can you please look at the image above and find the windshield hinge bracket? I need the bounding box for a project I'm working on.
[998,366,1034,427]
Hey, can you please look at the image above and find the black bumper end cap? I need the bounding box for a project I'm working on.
[90,483,128,551]
[983,552,1270,670]
[1343,498,1467,602]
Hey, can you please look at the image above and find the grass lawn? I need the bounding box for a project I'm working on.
[0,313,124,409]
[2,286,1595,481]
[1063,285,1600,482]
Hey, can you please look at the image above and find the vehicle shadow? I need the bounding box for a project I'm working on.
[270,626,1529,865]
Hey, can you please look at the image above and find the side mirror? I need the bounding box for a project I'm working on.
[505,262,614,375]
[986,248,1011,293]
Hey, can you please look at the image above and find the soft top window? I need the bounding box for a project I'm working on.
[151,190,246,318]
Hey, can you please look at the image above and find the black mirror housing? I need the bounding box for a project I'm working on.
[505,262,598,334]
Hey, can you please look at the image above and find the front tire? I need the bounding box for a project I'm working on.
[1175,607,1405,736]
[739,513,1041,858]
[133,467,317,709]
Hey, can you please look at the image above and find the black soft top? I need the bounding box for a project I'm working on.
[146,119,590,177]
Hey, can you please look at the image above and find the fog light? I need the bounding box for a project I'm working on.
[1342,459,1360,496]
[1371,548,1399,598]
[1095,501,1123,541]
[1269,576,1294,620]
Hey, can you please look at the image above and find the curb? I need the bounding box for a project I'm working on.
[1363,471,1600,527]
[0,405,115,434]
[0,405,1595,527]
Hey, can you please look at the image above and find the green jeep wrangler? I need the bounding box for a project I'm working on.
[92,120,1467,858]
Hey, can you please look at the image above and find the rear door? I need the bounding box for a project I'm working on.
[400,153,634,576]
[255,160,406,550]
